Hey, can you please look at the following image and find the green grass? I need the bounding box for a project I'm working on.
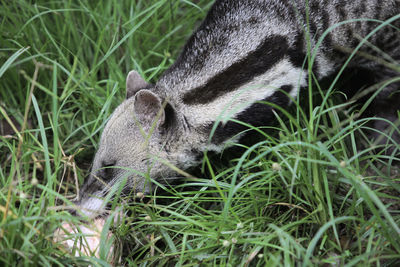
[0,0,399,266]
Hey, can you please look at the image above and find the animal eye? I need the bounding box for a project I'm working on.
[103,166,113,177]
[99,161,116,180]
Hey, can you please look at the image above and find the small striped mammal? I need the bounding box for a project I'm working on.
[77,0,400,217]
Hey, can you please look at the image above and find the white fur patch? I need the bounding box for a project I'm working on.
[184,57,307,126]
[78,197,105,218]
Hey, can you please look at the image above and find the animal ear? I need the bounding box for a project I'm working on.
[126,70,150,99]
[133,89,165,127]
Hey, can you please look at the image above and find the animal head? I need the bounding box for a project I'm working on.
[76,71,203,218]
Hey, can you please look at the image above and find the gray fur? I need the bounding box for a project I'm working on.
[126,70,150,99]
[76,0,400,217]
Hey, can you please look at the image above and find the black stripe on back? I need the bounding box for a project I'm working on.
[288,31,307,68]
[182,35,289,105]
[205,85,293,144]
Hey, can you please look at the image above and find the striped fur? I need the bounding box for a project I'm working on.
[77,0,400,217]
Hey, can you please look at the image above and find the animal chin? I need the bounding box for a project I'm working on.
[77,194,107,219]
